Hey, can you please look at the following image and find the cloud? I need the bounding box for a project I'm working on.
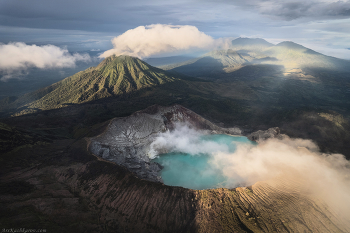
[100,24,231,58]
[218,0,350,21]
[0,42,91,81]
[264,0,350,20]
[1,1,349,62]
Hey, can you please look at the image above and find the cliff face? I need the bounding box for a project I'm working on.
[89,105,241,182]
[1,105,349,232]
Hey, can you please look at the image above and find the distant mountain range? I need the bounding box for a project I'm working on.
[165,38,350,80]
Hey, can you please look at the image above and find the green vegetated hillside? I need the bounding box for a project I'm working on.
[0,55,178,115]
[0,59,101,100]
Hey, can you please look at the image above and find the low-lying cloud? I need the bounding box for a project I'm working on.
[0,42,91,81]
[149,124,350,220]
[100,24,231,59]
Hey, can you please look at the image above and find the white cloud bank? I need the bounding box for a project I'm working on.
[0,42,91,81]
[100,24,231,58]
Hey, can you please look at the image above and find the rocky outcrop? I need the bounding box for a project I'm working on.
[247,127,286,141]
[89,104,241,182]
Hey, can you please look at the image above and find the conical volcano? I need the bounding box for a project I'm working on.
[4,55,178,114]
[94,55,177,94]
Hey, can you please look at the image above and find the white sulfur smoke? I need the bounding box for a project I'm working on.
[100,24,231,58]
[0,42,91,81]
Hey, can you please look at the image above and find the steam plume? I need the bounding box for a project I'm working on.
[211,137,350,220]
[0,42,91,81]
[101,24,231,58]
[150,124,350,218]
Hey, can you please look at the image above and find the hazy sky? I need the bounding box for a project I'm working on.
[0,0,349,59]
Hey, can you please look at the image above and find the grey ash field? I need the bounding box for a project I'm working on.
[1,38,350,232]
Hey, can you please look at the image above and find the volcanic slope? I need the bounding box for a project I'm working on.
[2,55,178,115]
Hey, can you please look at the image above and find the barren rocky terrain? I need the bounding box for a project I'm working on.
[1,105,349,232]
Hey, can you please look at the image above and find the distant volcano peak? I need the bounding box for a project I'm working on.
[232,37,274,47]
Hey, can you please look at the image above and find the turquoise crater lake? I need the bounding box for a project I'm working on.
[153,134,254,190]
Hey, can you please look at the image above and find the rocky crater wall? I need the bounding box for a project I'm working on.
[89,104,242,182]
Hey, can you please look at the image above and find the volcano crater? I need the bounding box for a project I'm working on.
[88,104,282,187]
[88,105,245,184]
